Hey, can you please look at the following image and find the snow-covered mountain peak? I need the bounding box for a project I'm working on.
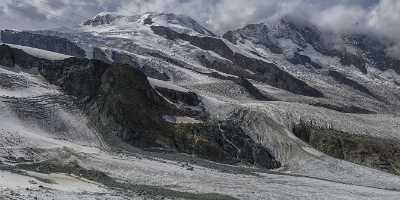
[142,12,215,36]
[82,12,124,26]
[81,12,215,36]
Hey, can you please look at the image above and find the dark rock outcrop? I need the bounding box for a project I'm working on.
[0,44,48,69]
[1,30,86,57]
[82,13,123,26]
[151,26,232,58]
[154,87,201,107]
[47,60,280,168]
[235,78,277,101]
[0,44,280,169]
[277,19,368,74]
[93,47,170,81]
[288,52,322,69]
[195,70,277,101]
[151,26,323,98]
[293,121,400,175]
[173,121,281,169]
[39,57,178,148]
[348,34,400,75]
[225,19,371,74]
[223,24,283,54]
[43,59,279,168]
[328,70,380,101]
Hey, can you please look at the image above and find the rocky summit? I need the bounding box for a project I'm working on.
[1,10,400,200]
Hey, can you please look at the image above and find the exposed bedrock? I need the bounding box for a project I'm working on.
[1,30,86,57]
[293,121,400,175]
[151,26,323,98]
[0,45,281,169]
[92,47,170,81]
[47,59,280,168]
[172,121,281,169]
[0,44,49,69]
[328,70,381,101]
[155,86,201,106]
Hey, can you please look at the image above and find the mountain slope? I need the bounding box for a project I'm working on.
[1,12,400,199]
[224,17,400,113]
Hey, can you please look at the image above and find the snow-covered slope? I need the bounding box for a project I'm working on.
[1,43,72,60]
[223,17,400,113]
[1,12,400,199]
[82,12,215,37]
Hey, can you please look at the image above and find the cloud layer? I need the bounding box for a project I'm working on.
[0,0,399,47]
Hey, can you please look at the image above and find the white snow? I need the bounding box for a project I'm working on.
[1,12,400,200]
[162,115,203,124]
[0,170,105,193]
[1,43,72,61]
[148,78,189,93]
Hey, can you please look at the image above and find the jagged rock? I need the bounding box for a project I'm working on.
[1,30,86,57]
[0,44,280,168]
[226,19,369,74]
[39,57,177,148]
[173,121,281,169]
[288,52,322,69]
[93,47,170,81]
[278,18,369,74]
[155,86,201,106]
[328,70,380,101]
[0,44,48,69]
[82,13,123,26]
[293,121,400,175]
[152,26,323,98]
[0,44,15,67]
[223,24,283,54]
[92,47,112,64]
[348,34,400,74]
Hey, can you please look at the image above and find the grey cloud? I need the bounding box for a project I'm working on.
[114,0,400,56]
[0,6,4,16]
[7,1,48,21]
[0,0,120,30]
[0,0,399,52]
[45,0,66,10]
[116,0,295,32]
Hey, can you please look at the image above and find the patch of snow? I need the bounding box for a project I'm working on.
[1,43,72,61]
[148,78,189,93]
[0,170,105,193]
[162,115,203,124]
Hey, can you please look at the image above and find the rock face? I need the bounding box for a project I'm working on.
[293,121,400,175]
[43,59,280,168]
[0,44,280,169]
[4,12,400,198]
[223,24,283,54]
[224,17,400,76]
[0,44,48,69]
[288,52,322,69]
[38,56,180,148]
[345,34,400,74]
[151,26,323,98]
[83,13,123,26]
[155,86,201,106]
[328,70,380,101]
[1,30,86,57]
[173,121,281,168]
[146,13,217,36]
[92,47,171,81]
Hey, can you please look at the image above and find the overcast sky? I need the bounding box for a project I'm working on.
[0,0,399,45]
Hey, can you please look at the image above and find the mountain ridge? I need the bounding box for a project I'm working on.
[1,11,400,199]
